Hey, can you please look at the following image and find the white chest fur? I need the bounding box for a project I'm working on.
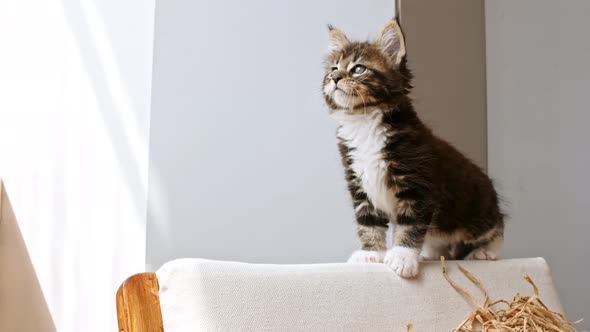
[332,110,397,217]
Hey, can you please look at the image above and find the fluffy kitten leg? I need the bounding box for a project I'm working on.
[465,225,504,260]
[346,192,388,263]
[384,185,431,277]
[339,142,389,263]
[348,225,387,263]
[384,224,427,277]
[465,235,503,260]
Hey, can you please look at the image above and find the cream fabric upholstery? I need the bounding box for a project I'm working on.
[157,258,563,331]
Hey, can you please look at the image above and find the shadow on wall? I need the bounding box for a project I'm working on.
[0,180,57,332]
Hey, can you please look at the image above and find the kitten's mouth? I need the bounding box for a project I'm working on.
[334,87,352,95]
[332,89,360,109]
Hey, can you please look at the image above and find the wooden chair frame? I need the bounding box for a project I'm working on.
[116,272,164,332]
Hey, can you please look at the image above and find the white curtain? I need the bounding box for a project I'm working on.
[0,0,155,331]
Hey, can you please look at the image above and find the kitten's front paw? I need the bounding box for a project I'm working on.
[465,248,497,261]
[347,250,385,263]
[384,246,420,278]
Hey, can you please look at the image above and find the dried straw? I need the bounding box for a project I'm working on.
[435,257,583,332]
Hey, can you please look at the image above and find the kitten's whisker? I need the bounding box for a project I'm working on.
[351,85,368,113]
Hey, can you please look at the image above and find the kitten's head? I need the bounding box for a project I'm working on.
[322,20,411,112]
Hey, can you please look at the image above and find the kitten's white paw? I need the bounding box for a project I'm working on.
[465,248,497,260]
[384,246,420,278]
[347,250,385,263]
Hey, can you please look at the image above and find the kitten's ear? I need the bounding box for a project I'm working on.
[375,20,407,66]
[327,24,349,52]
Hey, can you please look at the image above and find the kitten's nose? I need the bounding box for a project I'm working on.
[331,72,343,84]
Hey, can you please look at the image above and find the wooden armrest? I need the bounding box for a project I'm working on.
[116,272,163,332]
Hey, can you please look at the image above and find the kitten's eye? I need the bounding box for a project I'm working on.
[330,66,338,72]
[351,65,367,75]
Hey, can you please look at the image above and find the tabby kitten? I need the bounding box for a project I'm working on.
[323,20,504,278]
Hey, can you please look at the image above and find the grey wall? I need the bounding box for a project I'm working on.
[486,0,590,325]
[147,0,488,270]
